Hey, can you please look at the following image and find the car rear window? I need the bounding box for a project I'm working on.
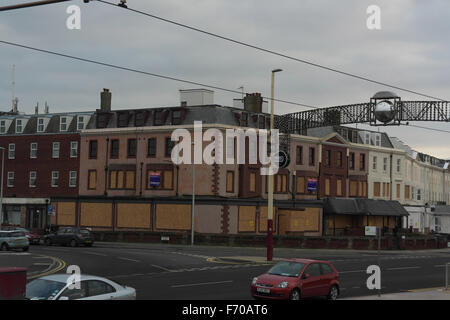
[321,263,333,274]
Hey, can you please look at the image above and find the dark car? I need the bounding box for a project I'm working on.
[2,227,41,245]
[44,227,94,247]
[251,259,340,300]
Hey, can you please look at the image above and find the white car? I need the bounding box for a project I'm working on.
[26,274,136,300]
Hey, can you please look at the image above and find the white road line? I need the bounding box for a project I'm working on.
[171,280,233,288]
[83,251,107,256]
[33,263,51,266]
[386,266,421,271]
[117,257,140,263]
[339,270,366,274]
[151,264,173,272]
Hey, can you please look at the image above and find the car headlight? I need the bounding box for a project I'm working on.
[252,277,258,285]
[276,281,289,288]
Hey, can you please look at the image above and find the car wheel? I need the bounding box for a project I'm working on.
[45,238,52,246]
[22,246,29,252]
[289,288,301,300]
[0,243,8,251]
[327,285,339,300]
[70,239,78,247]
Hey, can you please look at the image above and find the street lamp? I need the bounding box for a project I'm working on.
[267,68,282,261]
[0,147,5,227]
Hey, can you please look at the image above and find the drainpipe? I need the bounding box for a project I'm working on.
[139,162,143,196]
[390,153,393,201]
[104,137,109,196]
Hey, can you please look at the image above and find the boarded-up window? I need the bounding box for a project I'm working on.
[155,204,191,230]
[109,170,118,189]
[374,182,381,197]
[362,181,367,197]
[282,175,287,193]
[238,206,256,232]
[147,169,174,190]
[336,179,342,196]
[56,202,76,226]
[226,171,234,193]
[349,180,358,197]
[296,176,305,194]
[396,184,401,199]
[117,203,151,229]
[325,178,330,196]
[80,202,112,227]
[163,170,173,189]
[125,171,135,189]
[386,183,390,198]
[258,206,276,232]
[358,181,363,197]
[249,172,256,192]
[405,185,410,199]
[117,171,124,189]
[88,170,97,190]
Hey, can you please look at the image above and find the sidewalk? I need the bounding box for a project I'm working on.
[341,288,450,300]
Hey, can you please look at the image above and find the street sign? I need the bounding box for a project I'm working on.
[149,172,161,187]
[307,178,318,192]
[48,205,55,216]
[365,226,377,236]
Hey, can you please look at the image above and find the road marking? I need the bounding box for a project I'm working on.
[83,251,107,256]
[386,266,421,271]
[151,264,173,272]
[340,270,366,274]
[27,255,66,280]
[118,257,140,263]
[0,252,30,256]
[33,263,51,266]
[171,280,233,288]
[434,265,445,267]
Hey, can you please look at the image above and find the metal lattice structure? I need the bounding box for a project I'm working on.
[278,101,450,135]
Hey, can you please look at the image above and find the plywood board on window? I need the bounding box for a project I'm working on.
[80,202,112,227]
[258,206,276,233]
[238,206,256,232]
[278,208,320,233]
[117,203,151,229]
[56,202,76,226]
[155,204,191,230]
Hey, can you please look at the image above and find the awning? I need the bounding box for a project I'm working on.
[432,205,450,216]
[324,198,409,217]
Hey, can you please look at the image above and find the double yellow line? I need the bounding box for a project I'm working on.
[27,255,67,280]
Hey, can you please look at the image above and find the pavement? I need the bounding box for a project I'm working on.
[341,287,450,300]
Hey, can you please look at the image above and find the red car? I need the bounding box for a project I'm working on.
[251,259,340,300]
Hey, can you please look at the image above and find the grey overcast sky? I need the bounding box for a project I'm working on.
[0,0,449,158]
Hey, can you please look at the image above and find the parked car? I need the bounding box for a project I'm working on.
[26,274,136,300]
[0,231,29,252]
[251,259,340,300]
[44,227,94,247]
[2,227,40,245]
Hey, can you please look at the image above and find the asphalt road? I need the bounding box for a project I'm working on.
[2,242,449,300]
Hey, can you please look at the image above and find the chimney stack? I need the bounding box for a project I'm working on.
[243,93,263,113]
[12,98,18,114]
[100,88,112,112]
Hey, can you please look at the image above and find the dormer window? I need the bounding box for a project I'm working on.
[77,116,85,130]
[16,119,23,133]
[154,110,164,126]
[118,112,129,127]
[0,120,6,134]
[135,111,145,127]
[172,110,182,125]
[37,118,45,132]
[97,114,109,128]
[241,112,248,127]
[60,117,68,131]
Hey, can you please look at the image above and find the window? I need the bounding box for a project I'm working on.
[249,172,256,192]
[0,120,5,134]
[241,112,248,127]
[30,143,38,159]
[165,137,174,157]
[69,171,77,187]
[325,178,331,196]
[51,171,59,187]
[52,142,60,158]
[89,140,98,159]
[118,112,128,127]
[135,111,145,126]
[275,174,288,193]
[325,150,331,167]
[7,172,14,187]
[96,114,108,128]
[70,141,78,158]
[374,182,381,197]
[304,263,321,278]
[147,138,156,157]
[337,151,343,168]
[16,119,23,133]
[127,139,137,158]
[154,110,164,125]
[258,115,265,129]
[37,118,45,132]
[29,171,37,188]
[59,281,87,300]
[226,171,234,193]
[110,140,119,158]
[383,158,388,172]
[396,184,401,199]
[146,169,174,190]
[373,156,377,170]
[349,180,358,197]
[109,170,135,190]
[360,154,366,171]
[77,116,85,130]
[172,110,182,125]
[86,281,115,297]
[8,144,15,159]
[417,189,421,201]
[88,170,97,190]
[349,153,355,170]
[397,159,401,172]
[60,117,67,131]
[321,263,333,275]
[337,179,343,196]
[309,147,315,166]
[296,146,303,165]
[296,176,305,194]
[405,185,410,199]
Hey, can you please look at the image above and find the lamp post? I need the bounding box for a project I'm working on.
[191,140,195,246]
[0,147,5,226]
[267,68,282,261]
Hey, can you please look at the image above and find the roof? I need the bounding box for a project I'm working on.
[372,91,400,99]
[324,198,409,217]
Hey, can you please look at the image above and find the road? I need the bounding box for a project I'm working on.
[1,242,449,300]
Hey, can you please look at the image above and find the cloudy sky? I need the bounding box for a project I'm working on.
[0,0,449,158]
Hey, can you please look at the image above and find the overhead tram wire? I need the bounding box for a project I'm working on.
[95,0,448,102]
[1,41,448,134]
[0,0,73,12]
[0,39,316,110]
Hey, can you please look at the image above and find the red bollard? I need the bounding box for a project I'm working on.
[0,267,27,300]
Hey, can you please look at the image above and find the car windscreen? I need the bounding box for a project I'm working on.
[267,261,306,277]
[10,232,25,237]
[26,279,67,300]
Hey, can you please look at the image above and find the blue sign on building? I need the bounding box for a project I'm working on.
[149,172,161,187]
[307,178,318,192]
